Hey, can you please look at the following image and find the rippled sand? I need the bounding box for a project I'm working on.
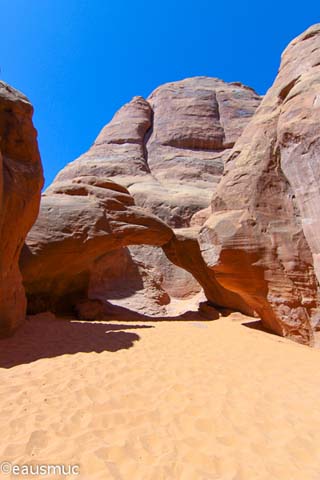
[0,312,320,479]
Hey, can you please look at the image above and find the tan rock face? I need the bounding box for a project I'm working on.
[55,78,260,228]
[21,177,173,314]
[21,77,259,318]
[0,82,43,335]
[15,28,320,344]
[199,24,320,345]
[163,228,254,316]
[146,78,260,224]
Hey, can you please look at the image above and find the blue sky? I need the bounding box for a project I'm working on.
[0,1,319,187]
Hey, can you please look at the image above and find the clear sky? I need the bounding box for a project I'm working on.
[0,1,319,187]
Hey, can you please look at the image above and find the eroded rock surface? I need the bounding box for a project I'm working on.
[17,29,320,343]
[0,82,43,335]
[30,78,258,317]
[56,77,260,228]
[21,177,173,314]
[199,24,320,345]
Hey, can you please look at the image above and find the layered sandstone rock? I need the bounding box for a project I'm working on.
[21,177,173,314]
[21,177,250,319]
[145,78,260,226]
[55,77,260,227]
[27,78,258,317]
[16,28,320,344]
[199,24,320,345]
[163,228,253,316]
[0,82,43,335]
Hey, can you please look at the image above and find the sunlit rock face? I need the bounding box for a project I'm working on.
[55,77,260,228]
[16,27,320,345]
[22,77,259,318]
[0,82,43,335]
[20,177,173,315]
[199,24,320,345]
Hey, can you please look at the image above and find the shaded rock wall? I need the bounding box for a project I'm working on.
[0,82,43,335]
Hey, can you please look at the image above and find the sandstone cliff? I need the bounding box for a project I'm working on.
[20,25,320,345]
[21,78,259,318]
[0,82,43,335]
[55,77,260,228]
[199,24,320,345]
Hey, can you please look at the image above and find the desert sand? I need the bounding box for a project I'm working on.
[0,313,320,480]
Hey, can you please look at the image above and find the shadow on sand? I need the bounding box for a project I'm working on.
[242,319,279,337]
[0,317,153,369]
[0,302,222,369]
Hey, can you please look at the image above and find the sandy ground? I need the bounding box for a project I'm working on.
[0,313,320,480]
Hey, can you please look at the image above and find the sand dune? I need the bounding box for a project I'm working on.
[1,313,320,479]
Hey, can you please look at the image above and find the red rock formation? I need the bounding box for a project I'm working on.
[199,24,320,345]
[0,82,43,335]
[55,77,260,228]
[28,78,258,317]
[146,78,260,226]
[16,29,320,345]
[163,228,253,316]
[21,78,259,318]
[21,177,172,314]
